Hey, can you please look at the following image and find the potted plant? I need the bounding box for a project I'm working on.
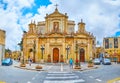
[47,54,51,63]
[60,55,64,63]
[36,58,42,70]
[35,65,42,69]
[20,52,26,67]
[88,59,93,67]
[74,59,81,69]
[20,58,26,67]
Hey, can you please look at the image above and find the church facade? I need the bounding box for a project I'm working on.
[22,8,96,63]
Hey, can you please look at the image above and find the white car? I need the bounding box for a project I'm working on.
[102,58,111,65]
[93,58,101,65]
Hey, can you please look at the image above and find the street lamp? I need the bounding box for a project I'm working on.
[66,45,70,59]
[18,39,26,67]
[41,45,45,59]
[74,40,81,69]
[75,41,78,62]
[35,44,43,70]
[33,40,36,63]
[75,40,80,66]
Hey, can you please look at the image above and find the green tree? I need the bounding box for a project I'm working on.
[18,39,23,51]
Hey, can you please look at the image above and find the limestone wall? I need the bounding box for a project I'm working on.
[0,29,5,65]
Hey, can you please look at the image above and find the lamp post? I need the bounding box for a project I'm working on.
[75,41,81,69]
[35,44,43,70]
[41,45,45,59]
[18,40,23,57]
[33,40,36,63]
[75,41,78,62]
[74,40,81,69]
[18,39,26,67]
[66,45,70,59]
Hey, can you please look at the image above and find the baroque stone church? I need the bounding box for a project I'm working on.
[22,7,96,63]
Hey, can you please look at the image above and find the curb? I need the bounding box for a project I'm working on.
[14,65,99,72]
[14,66,45,71]
[107,77,120,83]
[73,66,99,71]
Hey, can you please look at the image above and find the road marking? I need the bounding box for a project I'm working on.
[27,81,31,83]
[35,74,38,77]
[47,73,75,76]
[96,79,102,82]
[32,77,35,80]
[44,79,85,83]
[44,71,85,83]
[89,76,94,78]
[61,63,63,71]
[107,77,120,83]
[0,82,6,83]
[48,72,69,73]
[48,66,52,70]
[46,76,79,79]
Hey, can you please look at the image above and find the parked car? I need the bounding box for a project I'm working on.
[2,58,13,66]
[93,58,100,65]
[102,58,111,65]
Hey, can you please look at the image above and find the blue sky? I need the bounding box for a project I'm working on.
[0,0,120,50]
[21,0,51,16]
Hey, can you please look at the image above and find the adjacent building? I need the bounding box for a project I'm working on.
[103,37,120,62]
[11,51,21,60]
[22,8,96,63]
[0,29,6,65]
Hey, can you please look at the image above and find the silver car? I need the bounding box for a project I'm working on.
[102,58,111,65]
[93,58,101,65]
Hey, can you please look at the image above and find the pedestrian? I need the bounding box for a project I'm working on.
[69,58,73,69]
[18,56,20,62]
[28,56,32,66]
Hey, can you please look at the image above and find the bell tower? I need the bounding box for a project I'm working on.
[78,19,85,32]
[28,21,36,34]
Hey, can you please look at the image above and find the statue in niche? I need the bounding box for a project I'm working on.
[53,22,59,32]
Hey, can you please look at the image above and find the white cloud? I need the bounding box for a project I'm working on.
[103,0,120,6]
[4,0,34,9]
[0,0,120,50]
[0,10,22,50]
[17,0,35,7]
[0,0,35,50]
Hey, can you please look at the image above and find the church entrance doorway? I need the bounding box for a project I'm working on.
[79,48,85,62]
[53,48,59,63]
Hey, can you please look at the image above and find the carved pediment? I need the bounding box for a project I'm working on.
[78,42,88,47]
[50,43,62,46]
[48,32,64,37]
[76,31,94,38]
[45,8,68,18]
[75,34,88,38]
[26,35,36,38]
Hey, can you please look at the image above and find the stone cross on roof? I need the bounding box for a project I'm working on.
[54,4,58,9]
